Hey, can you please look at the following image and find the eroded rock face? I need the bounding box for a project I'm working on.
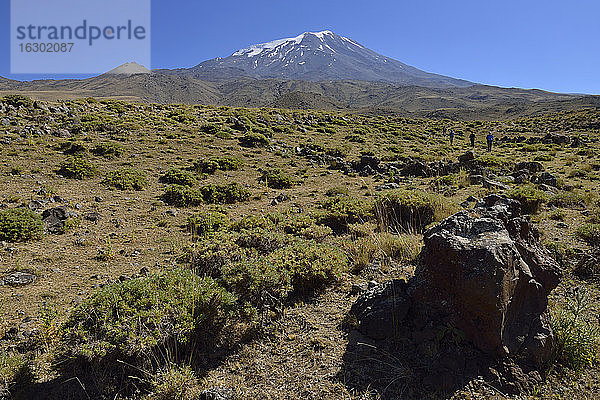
[352,195,561,366]
[413,195,561,363]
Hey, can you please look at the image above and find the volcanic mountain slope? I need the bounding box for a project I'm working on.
[160,30,473,88]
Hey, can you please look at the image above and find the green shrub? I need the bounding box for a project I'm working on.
[199,124,220,135]
[549,192,586,208]
[0,208,43,242]
[229,215,274,232]
[187,211,229,239]
[59,141,87,155]
[162,185,204,207]
[147,364,200,400]
[91,142,124,158]
[551,287,600,370]
[2,94,33,108]
[58,157,98,179]
[375,190,456,233]
[192,157,244,174]
[259,168,295,189]
[576,224,600,246]
[325,187,350,197]
[273,242,348,296]
[61,269,238,366]
[160,168,197,187]
[507,185,548,214]
[222,241,347,306]
[103,168,148,190]
[476,154,508,170]
[317,196,374,233]
[239,132,269,147]
[162,183,249,207]
[199,183,250,204]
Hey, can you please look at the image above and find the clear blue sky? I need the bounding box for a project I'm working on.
[1,0,599,94]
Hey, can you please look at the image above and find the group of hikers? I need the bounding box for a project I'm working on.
[446,128,494,152]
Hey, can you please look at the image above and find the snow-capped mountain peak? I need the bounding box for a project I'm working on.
[182,30,472,87]
[232,30,337,57]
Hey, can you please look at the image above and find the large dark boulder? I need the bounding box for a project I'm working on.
[352,195,561,366]
[413,195,560,363]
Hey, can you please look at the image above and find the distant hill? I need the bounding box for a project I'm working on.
[105,62,150,76]
[0,30,599,119]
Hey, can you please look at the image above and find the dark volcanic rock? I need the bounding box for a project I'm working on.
[514,161,543,174]
[350,279,411,340]
[2,271,37,286]
[42,206,68,234]
[352,195,561,366]
[536,171,558,187]
[413,195,561,363]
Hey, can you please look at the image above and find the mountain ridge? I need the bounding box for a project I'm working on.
[157,30,473,88]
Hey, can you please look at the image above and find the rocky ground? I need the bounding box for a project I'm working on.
[0,95,599,399]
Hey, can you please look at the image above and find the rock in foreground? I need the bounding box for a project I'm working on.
[352,195,561,366]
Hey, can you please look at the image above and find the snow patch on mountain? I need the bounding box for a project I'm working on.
[233,30,339,57]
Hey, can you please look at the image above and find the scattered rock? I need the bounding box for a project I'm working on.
[514,161,543,174]
[469,174,484,185]
[42,206,68,234]
[199,387,235,400]
[536,171,557,187]
[53,129,71,138]
[458,151,475,165]
[2,271,37,287]
[482,178,509,191]
[573,250,600,280]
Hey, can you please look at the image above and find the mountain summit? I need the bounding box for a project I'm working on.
[106,62,150,75]
[169,30,472,87]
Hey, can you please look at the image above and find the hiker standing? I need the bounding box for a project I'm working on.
[469,132,476,148]
[486,132,494,152]
[449,130,455,145]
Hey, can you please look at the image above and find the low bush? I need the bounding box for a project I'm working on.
[576,224,600,246]
[325,187,350,197]
[162,185,204,207]
[146,364,200,400]
[91,142,124,158]
[347,233,421,272]
[191,157,244,174]
[507,185,548,214]
[187,211,229,239]
[60,270,238,376]
[222,241,347,306]
[59,141,87,155]
[199,124,220,135]
[551,287,600,370]
[103,168,148,190]
[58,157,98,179]
[0,208,43,242]
[160,168,198,187]
[199,183,250,204]
[375,190,456,233]
[239,132,269,147]
[317,195,374,233]
[259,168,295,189]
[162,183,249,207]
[548,192,586,208]
[2,94,33,108]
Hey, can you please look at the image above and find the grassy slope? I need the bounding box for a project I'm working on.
[0,98,599,399]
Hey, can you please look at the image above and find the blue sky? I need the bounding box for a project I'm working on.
[1,0,599,94]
